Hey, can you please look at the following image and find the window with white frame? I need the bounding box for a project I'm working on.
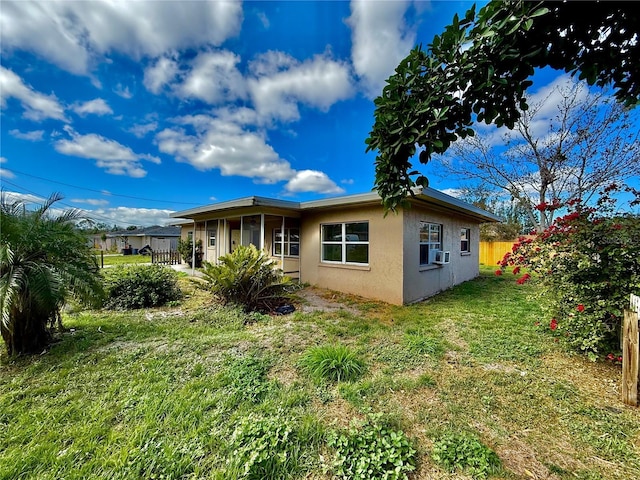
[321,222,369,264]
[419,222,442,265]
[273,228,299,257]
[208,228,217,248]
[460,228,470,253]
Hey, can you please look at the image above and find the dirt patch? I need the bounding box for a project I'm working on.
[294,286,360,315]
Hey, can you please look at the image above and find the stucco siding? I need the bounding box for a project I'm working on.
[402,206,480,304]
[300,205,404,304]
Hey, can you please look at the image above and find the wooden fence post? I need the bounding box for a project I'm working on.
[622,294,640,406]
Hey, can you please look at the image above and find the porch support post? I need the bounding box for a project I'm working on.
[192,220,196,276]
[281,215,285,270]
[204,220,208,263]
[240,216,244,246]
[217,219,221,260]
[260,214,265,251]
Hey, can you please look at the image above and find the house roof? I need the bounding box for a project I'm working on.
[170,189,501,223]
[106,225,181,238]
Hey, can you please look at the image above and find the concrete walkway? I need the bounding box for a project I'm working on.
[170,263,205,277]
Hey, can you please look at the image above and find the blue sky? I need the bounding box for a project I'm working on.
[3,0,628,227]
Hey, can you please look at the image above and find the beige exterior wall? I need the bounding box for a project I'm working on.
[300,204,405,304]
[402,204,480,304]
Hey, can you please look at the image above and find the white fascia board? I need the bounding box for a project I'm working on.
[300,191,381,210]
[417,188,502,223]
[171,196,301,219]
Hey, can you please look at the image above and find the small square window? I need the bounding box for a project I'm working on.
[461,228,471,253]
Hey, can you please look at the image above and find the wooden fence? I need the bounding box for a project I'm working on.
[151,250,181,265]
[622,294,640,406]
[479,241,516,266]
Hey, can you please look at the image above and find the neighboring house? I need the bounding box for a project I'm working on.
[170,189,500,305]
[106,226,181,253]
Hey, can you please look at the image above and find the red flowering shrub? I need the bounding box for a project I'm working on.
[498,185,640,359]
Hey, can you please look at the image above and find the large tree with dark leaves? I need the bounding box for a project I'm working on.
[366,1,639,212]
[0,193,103,356]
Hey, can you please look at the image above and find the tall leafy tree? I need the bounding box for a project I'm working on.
[0,193,104,356]
[441,79,640,231]
[366,1,640,211]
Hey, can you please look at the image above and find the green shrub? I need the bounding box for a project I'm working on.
[328,413,416,480]
[103,264,182,310]
[224,410,317,479]
[500,186,640,358]
[299,344,365,383]
[199,244,295,312]
[431,431,501,479]
[177,237,203,267]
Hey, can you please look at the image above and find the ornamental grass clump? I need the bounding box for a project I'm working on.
[199,244,295,312]
[299,344,365,383]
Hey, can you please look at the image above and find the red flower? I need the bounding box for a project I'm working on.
[577,304,585,312]
[612,224,623,230]
[607,353,615,361]
[550,318,558,331]
[495,270,503,276]
[535,202,548,211]
[512,266,521,275]
[516,273,531,285]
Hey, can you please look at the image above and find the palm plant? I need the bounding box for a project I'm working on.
[0,192,104,356]
[199,244,295,312]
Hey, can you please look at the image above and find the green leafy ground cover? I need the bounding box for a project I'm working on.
[1,267,638,479]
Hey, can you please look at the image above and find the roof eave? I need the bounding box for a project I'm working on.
[171,196,301,219]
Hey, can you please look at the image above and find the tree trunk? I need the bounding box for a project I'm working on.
[1,309,53,356]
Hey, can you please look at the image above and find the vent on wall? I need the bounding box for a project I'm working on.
[434,251,451,265]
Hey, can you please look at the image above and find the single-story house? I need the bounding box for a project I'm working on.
[170,189,500,305]
[106,226,181,253]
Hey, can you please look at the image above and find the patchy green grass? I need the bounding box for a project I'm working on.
[1,267,639,479]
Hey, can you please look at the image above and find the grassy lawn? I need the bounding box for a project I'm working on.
[96,253,152,267]
[1,267,638,479]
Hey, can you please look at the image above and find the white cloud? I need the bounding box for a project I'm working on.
[128,121,158,138]
[176,50,246,104]
[87,206,176,227]
[285,170,344,195]
[257,11,270,29]
[70,198,110,206]
[156,115,295,183]
[440,188,464,198]
[341,178,355,185]
[157,113,342,194]
[72,98,113,116]
[113,83,133,99]
[0,0,243,75]
[0,157,15,179]
[55,126,161,178]
[144,56,179,94]
[9,129,45,141]
[0,190,45,205]
[347,0,416,98]
[247,52,354,123]
[0,66,67,121]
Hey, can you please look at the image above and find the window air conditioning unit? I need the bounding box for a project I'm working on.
[434,251,451,265]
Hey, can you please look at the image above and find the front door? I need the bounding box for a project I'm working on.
[230,229,241,252]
